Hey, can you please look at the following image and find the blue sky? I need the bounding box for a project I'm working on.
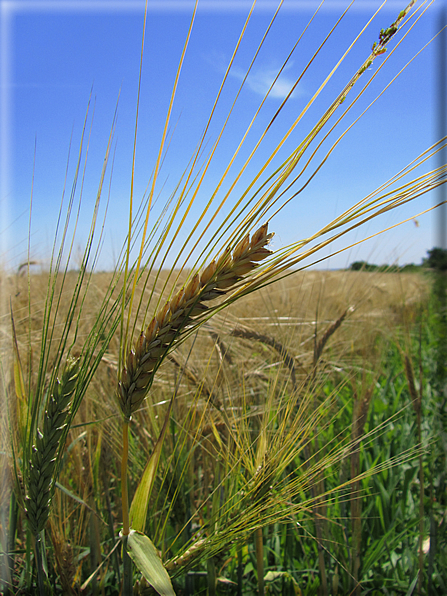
[1,0,445,271]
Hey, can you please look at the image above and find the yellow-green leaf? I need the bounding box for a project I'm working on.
[127,530,175,596]
[129,395,173,532]
[11,308,28,438]
[11,309,26,402]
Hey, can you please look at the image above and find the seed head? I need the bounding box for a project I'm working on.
[117,224,273,418]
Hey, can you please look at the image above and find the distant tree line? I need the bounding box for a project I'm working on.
[349,247,447,273]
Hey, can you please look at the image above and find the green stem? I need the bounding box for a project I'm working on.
[237,543,243,596]
[122,420,132,595]
[34,534,45,596]
[122,420,130,535]
[207,557,216,596]
[255,527,264,596]
[122,535,132,596]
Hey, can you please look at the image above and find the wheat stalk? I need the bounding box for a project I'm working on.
[117,224,273,419]
[25,357,79,535]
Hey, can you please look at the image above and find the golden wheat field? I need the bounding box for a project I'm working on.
[4,267,429,397]
[3,268,428,493]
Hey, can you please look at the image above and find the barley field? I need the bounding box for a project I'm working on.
[2,265,445,595]
[1,0,447,594]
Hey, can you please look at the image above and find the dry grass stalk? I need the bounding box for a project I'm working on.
[25,357,79,535]
[118,224,273,419]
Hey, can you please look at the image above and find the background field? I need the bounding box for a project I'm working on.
[2,266,445,595]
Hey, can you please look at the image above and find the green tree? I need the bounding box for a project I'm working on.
[424,247,447,271]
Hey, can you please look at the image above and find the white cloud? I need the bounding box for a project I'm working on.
[230,63,303,101]
[202,50,305,101]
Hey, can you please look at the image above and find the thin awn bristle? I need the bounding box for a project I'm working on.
[25,357,79,535]
[118,224,274,418]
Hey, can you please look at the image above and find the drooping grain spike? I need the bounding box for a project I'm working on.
[117,224,274,418]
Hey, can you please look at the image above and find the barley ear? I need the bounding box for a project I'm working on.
[25,357,79,535]
[314,307,352,365]
[118,224,274,418]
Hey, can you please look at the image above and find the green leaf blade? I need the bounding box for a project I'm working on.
[127,530,175,596]
[129,396,173,532]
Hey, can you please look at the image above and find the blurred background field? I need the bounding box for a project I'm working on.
[2,265,444,595]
